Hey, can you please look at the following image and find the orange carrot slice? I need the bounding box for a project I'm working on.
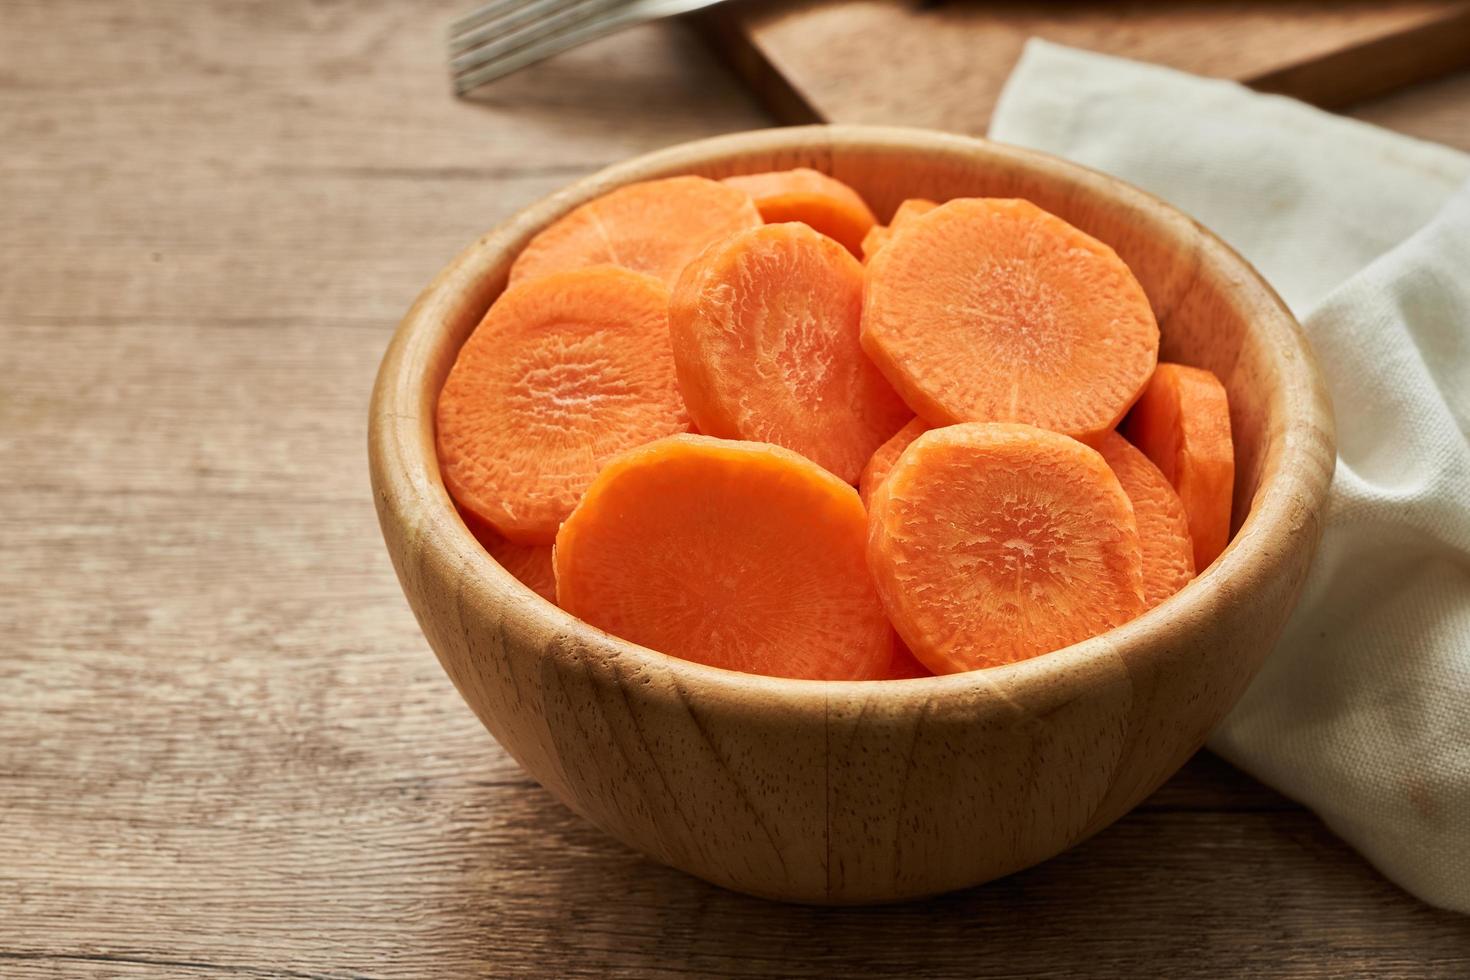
[1096,431,1195,609]
[669,223,911,483]
[509,176,761,289]
[460,509,556,603]
[863,429,1188,611]
[861,198,1159,440]
[436,266,690,544]
[892,198,938,223]
[873,639,933,680]
[867,423,1144,673]
[859,226,887,264]
[857,417,928,508]
[722,168,877,256]
[860,198,938,263]
[555,435,892,680]
[1122,363,1235,569]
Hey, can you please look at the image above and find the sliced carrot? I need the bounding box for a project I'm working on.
[861,198,1159,440]
[857,417,928,508]
[859,226,888,264]
[1096,431,1195,609]
[873,639,933,680]
[460,509,556,603]
[669,222,911,484]
[891,198,938,224]
[1121,362,1235,569]
[509,176,761,289]
[554,435,892,680]
[860,198,938,263]
[722,168,877,257]
[436,266,690,544]
[867,423,1144,673]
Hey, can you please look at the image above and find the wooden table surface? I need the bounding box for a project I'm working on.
[3,2,1468,976]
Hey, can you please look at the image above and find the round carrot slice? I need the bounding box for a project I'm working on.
[867,423,1144,673]
[1096,431,1195,609]
[1121,362,1235,570]
[861,198,1160,440]
[555,435,892,680]
[436,266,690,545]
[669,223,912,484]
[509,176,761,289]
[859,225,888,264]
[460,508,557,603]
[860,198,938,263]
[857,417,928,508]
[892,198,939,222]
[722,168,877,256]
[873,639,932,680]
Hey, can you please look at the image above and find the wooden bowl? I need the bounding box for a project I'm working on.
[368,125,1335,904]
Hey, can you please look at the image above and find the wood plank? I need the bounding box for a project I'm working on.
[702,0,1470,135]
[0,1,767,325]
[5,598,1468,978]
[1350,67,1470,151]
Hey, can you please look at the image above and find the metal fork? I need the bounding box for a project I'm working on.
[449,0,732,95]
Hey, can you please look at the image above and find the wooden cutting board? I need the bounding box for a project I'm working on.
[699,0,1470,134]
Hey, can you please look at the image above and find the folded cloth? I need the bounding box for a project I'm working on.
[990,40,1470,914]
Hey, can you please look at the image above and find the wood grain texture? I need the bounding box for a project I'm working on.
[701,0,1470,134]
[3,0,1469,974]
[371,126,1337,904]
[1351,67,1470,149]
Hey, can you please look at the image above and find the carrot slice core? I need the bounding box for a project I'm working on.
[670,223,911,483]
[436,266,690,544]
[861,198,1159,440]
[867,423,1144,673]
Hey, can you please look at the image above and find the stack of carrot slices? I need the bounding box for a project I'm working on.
[437,167,1236,681]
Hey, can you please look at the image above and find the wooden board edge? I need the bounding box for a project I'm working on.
[1250,5,1470,108]
[698,2,1470,127]
[691,3,824,125]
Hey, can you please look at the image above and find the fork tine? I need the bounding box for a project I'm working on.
[448,0,535,39]
[452,5,641,93]
[450,0,725,96]
[450,0,628,76]
[448,0,585,56]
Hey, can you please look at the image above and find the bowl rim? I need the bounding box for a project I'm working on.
[369,123,1335,712]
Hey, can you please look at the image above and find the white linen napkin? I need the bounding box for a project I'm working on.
[990,40,1470,913]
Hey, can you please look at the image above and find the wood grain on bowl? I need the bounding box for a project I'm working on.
[368,126,1336,904]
